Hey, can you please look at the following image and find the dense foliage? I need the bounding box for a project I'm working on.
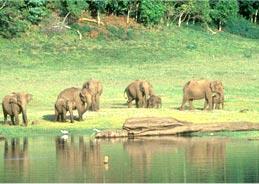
[0,0,259,38]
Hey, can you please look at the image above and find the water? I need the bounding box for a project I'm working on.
[0,136,259,183]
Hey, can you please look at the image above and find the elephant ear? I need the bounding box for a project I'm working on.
[209,81,217,92]
[9,96,18,104]
[79,89,87,103]
[16,94,23,106]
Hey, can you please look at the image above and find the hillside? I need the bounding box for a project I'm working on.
[0,25,259,136]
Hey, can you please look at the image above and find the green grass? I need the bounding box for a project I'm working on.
[0,25,259,136]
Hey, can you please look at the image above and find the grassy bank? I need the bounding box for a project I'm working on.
[0,25,259,136]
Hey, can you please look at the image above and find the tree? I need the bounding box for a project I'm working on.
[60,0,88,20]
[238,0,259,23]
[88,0,108,25]
[0,1,29,38]
[138,0,165,25]
[210,0,239,31]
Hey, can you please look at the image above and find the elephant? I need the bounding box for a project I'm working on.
[124,80,155,108]
[147,95,162,108]
[57,87,92,121]
[55,98,74,123]
[2,92,32,126]
[212,92,224,110]
[82,79,103,111]
[179,79,224,111]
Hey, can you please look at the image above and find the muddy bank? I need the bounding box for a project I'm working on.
[95,117,259,138]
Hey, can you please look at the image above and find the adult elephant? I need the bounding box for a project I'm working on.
[2,92,32,126]
[57,87,92,121]
[179,79,224,111]
[124,80,154,108]
[82,79,103,111]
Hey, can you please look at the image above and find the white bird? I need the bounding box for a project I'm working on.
[61,134,69,141]
[60,130,69,135]
[93,128,101,133]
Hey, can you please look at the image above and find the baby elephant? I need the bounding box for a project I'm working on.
[212,93,224,110]
[55,98,74,123]
[2,92,32,126]
[147,95,162,108]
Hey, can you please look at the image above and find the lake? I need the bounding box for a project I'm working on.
[0,135,259,182]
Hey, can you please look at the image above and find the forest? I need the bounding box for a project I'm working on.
[0,0,259,39]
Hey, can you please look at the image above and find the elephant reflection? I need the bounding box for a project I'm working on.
[55,136,104,182]
[4,138,29,177]
[185,138,226,168]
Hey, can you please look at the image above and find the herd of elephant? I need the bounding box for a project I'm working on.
[1,79,224,126]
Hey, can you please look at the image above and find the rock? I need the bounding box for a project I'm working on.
[95,117,259,138]
[95,129,128,138]
[123,117,192,137]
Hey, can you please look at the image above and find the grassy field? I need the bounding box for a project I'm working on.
[0,25,259,136]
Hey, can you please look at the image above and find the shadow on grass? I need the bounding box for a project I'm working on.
[42,114,55,122]
[42,114,83,123]
[110,103,128,109]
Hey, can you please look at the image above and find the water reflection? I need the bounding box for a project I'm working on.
[55,136,105,182]
[4,138,29,179]
[1,136,259,182]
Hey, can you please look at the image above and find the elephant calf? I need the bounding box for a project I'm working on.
[124,80,154,108]
[147,95,162,108]
[212,93,224,110]
[179,79,224,111]
[55,98,74,123]
[57,87,92,122]
[82,79,103,111]
[2,92,32,126]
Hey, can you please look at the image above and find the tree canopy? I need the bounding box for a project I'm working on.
[0,0,258,38]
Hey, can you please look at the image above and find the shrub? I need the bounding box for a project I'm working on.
[225,16,259,39]
[139,0,165,25]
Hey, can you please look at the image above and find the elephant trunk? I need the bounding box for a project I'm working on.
[21,108,28,126]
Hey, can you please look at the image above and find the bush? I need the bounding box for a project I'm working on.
[107,25,135,40]
[225,16,259,39]
[139,0,165,25]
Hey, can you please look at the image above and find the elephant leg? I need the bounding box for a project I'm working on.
[77,106,84,121]
[215,103,220,109]
[96,94,100,110]
[203,99,208,110]
[62,109,66,122]
[55,109,59,122]
[135,98,140,108]
[188,100,194,110]
[68,109,74,123]
[180,96,188,110]
[127,96,134,108]
[21,109,28,126]
[78,110,83,121]
[3,110,7,124]
[14,111,19,125]
[221,102,224,110]
[10,115,15,125]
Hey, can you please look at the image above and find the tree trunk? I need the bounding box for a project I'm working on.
[97,10,101,25]
[192,17,195,24]
[254,9,258,23]
[127,7,132,24]
[218,20,222,31]
[186,14,190,25]
[178,12,184,27]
